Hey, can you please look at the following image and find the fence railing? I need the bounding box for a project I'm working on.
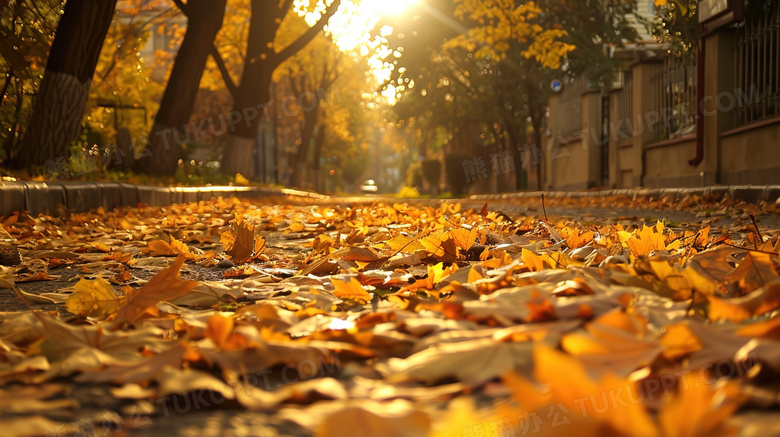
[650,50,698,141]
[734,1,780,126]
[613,71,633,144]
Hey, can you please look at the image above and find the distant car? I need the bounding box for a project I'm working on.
[359,179,378,193]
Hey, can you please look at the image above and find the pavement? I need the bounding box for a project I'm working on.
[1,181,779,218]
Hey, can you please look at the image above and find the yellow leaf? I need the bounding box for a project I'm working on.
[235,173,250,185]
[658,372,742,437]
[66,277,123,320]
[627,222,666,257]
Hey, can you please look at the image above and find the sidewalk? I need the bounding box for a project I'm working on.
[470,185,780,205]
[2,181,779,217]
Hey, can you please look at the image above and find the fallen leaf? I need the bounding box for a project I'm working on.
[112,255,199,325]
[66,277,123,319]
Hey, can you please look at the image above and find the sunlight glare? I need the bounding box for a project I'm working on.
[295,0,417,105]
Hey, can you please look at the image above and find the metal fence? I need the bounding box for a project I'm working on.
[734,1,780,126]
[651,50,698,141]
[613,71,633,144]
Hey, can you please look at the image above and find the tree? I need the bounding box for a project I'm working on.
[385,0,636,191]
[220,0,341,179]
[12,0,118,170]
[132,0,227,176]
[0,0,64,164]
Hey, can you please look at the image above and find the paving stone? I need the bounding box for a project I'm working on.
[137,186,173,207]
[54,182,102,213]
[118,183,139,207]
[728,185,765,204]
[172,187,199,204]
[763,186,780,203]
[22,181,65,216]
[97,183,123,211]
[703,186,729,199]
[0,181,26,216]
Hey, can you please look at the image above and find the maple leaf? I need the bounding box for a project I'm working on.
[658,372,743,437]
[31,312,173,381]
[331,277,372,303]
[561,310,663,376]
[383,338,534,385]
[627,222,667,257]
[530,343,659,436]
[112,255,199,325]
[708,280,780,322]
[725,251,780,295]
[65,277,123,320]
[450,227,479,251]
[221,214,266,264]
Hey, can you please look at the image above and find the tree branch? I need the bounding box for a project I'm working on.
[271,0,341,67]
[210,45,238,97]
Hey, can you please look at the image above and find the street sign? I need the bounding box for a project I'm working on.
[550,79,563,93]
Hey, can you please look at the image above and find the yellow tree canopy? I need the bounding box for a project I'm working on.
[444,0,575,69]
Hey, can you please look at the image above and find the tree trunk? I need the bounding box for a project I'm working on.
[220,0,341,179]
[220,0,276,178]
[289,90,318,189]
[12,0,117,170]
[310,123,326,191]
[135,0,227,176]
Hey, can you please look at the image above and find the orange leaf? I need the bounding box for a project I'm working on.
[332,277,372,303]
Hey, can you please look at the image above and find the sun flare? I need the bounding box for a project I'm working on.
[295,0,418,104]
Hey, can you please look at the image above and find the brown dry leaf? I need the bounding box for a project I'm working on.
[74,343,190,385]
[735,316,780,341]
[0,384,76,413]
[331,277,372,303]
[726,251,780,294]
[0,415,78,437]
[221,214,266,263]
[112,255,199,325]
[562,227,594,249]
[383,235,425,253]
[156,365,236,400]
[237,377,348,411]
[15,271,59,282]
[32,312,173,381]
[531,343,659,437]
[660,323,704,361]
[658,372,743,437]
[708,280,780,322]
[561,310,663,376]
[314,400,431,437]
[383,338,533,385]
[450,227,479,251]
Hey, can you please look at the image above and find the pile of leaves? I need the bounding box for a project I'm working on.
[1,197,780,436]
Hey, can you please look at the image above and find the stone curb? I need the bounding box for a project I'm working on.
[469,185,780,205]
[0,181,327,217]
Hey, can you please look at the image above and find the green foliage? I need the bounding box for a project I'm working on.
[647,0,699,52]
